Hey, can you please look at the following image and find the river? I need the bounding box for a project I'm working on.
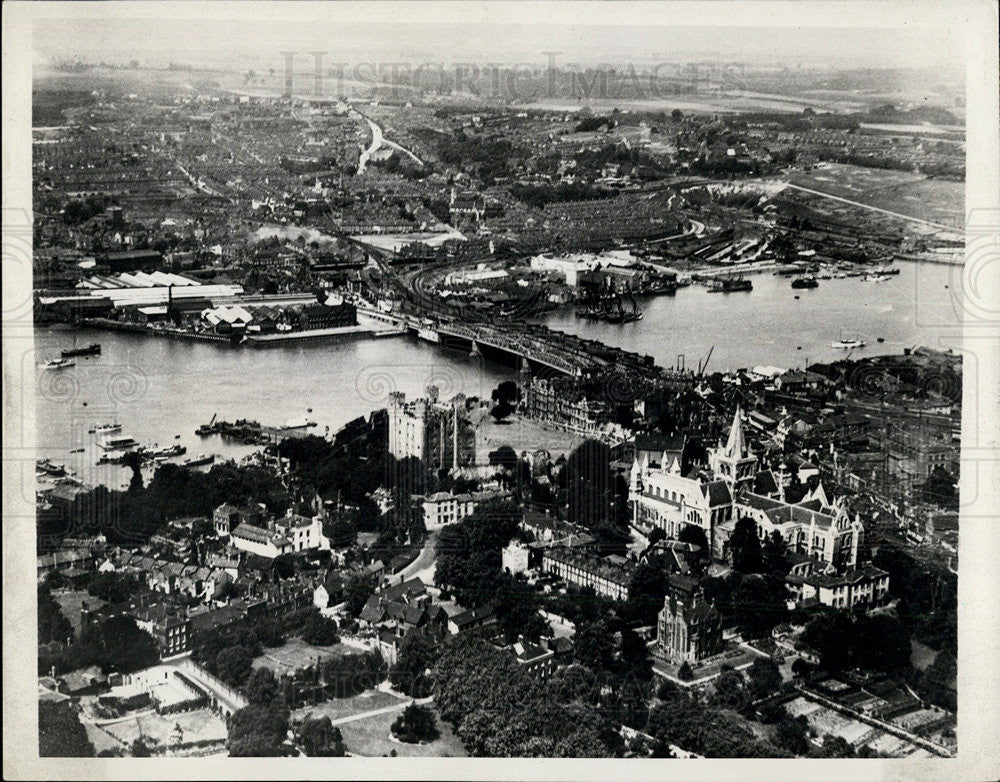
[29,261,962,488]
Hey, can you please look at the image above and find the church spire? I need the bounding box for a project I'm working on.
[725,406,747,458]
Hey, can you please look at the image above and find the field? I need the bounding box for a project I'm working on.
[473,410,586,463]
[252,637,363,675]
[336,707,468,758]
[787,164,964,228]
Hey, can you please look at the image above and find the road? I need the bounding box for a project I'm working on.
[355,112,424,174]
[392,529,440,586]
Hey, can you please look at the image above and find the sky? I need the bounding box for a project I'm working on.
[32,6,967,75]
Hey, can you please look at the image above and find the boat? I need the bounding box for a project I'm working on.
[791,277,818,289]
[284,417,317,430]
[41,358,75,369]
[831,334,866,349]
[182,453,215,468]
[708,276,752,293]
[97,451,134,465]
[146,444,186,459]
[61,343,101,358]
[35,459,66,477]
[876,337,885,343]
[93,423,122,435]
[417,324,440,344]
[97,435,140,451]
[862,273,891,283]
[196,413,219,436]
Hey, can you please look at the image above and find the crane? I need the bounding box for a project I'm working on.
[697,345,714,377]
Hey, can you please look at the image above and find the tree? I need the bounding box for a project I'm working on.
[772,714,810,756]
[677,661,694,681]
[574,619,615,674]
[802,612,853,670]
[495,578,551,644]
[245,667,280,706]
[619,627,653,681]
[343,575,373,619]
[38,701,95,757]
[626,561,668,626]
[80,615,159,674]
[300,613,340,647]
[214,645,254,688]
[491,381,521,407]
[730,574,788,638]
[490,402,514,423]
[228,704,290,757]
[38,585,74,645]
[746,658,782,701]
[390,632,437,698]
[762,531,790,576]
[488,445,518,472]
[729,517,764,573]
[130,738,152,757]
[790,658,812,679]
[297,715,346,757]
[391,703,440,744]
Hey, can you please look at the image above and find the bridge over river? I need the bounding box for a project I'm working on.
[358,306,691,384]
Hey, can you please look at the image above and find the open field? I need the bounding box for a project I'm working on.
[473,411,586,463]
[252,637,362,675]
[787,164,963,228]
[337,707,468,757]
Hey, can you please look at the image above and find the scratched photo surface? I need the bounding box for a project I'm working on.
[6,2,997,775]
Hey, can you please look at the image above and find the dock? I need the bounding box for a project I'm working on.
[243,324,405,348]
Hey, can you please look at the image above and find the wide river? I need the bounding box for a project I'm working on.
[29,261,963,489]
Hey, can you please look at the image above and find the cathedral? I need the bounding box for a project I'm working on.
[630,407,866,570]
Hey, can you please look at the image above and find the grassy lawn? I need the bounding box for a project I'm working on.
[473,411,585,462]
[338,707,467,758]
[292,690,407,723]
[252,636,362,675]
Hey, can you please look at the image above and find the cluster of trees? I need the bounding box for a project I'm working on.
[40,614,160,677]
[645,693,790,758]
[873,544,957,656]
[558,440,630,552]
[38,701,95,757]
[435,132,518,184]
[61,195,107,225]
[509,182,615,209]
[431,636,624,757]
[433,499,522,606]
[39,461,290,547]
[700,570,789,639]
[801,611,911,673]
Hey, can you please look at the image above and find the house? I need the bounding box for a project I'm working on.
[511,638,556,680]
[447,604,497,635]
[58,666,108,697]
[313,571,344,611]
[785,564,890,611]
[540,547,635,601]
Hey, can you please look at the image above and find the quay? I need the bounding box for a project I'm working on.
[243,324,405,348]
